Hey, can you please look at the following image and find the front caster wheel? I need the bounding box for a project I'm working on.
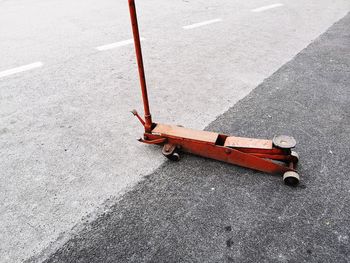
[166,152,180,161]
[283,171,300,186]
[162,144,180,161]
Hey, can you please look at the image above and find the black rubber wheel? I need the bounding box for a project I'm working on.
[283,171,300,186]
[166,152,180,161]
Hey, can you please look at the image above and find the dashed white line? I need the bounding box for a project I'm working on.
[0,62,43,79]
[251,3,284,12]
[95,38,145,51]
[183,18,223,30]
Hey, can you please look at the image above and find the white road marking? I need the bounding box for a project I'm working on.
[0,62,43,79]
[251,3,284,12]
[183,18,223,30]
[96,38,145,51]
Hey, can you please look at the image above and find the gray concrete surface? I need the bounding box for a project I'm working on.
[0,0,349,262]
[44,12,350,263]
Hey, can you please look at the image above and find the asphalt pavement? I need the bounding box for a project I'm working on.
[1,0,350,262]
[43,12,350,263]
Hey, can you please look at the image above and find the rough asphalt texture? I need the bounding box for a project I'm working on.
[43,13,350,263]
[6,1,350,261]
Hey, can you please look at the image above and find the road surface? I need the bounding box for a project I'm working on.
[0,0,349,262]
[45,12,350,263]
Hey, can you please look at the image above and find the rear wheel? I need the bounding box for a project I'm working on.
[283,171,300,186]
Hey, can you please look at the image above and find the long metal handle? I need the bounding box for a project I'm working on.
[128,0,152,133]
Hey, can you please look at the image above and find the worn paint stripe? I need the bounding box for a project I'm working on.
[96,38,145,51]
[251,3,284,12]
[183,18,223,30]
[0,62,43,79]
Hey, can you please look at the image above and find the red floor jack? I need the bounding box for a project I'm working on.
[128,0,300,186]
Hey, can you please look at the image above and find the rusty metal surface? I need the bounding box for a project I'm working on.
[152,124,219,144]
[224,136,272,149]
[237,147,288,155]
[174,137,293,174]
[161,144,177,156]
[145,133,295,175]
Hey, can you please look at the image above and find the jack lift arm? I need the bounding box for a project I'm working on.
[128,0,300,186]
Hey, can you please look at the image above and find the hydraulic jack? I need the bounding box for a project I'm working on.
[128,0,300,186]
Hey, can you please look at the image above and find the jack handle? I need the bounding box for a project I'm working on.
[128,0,153,133]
